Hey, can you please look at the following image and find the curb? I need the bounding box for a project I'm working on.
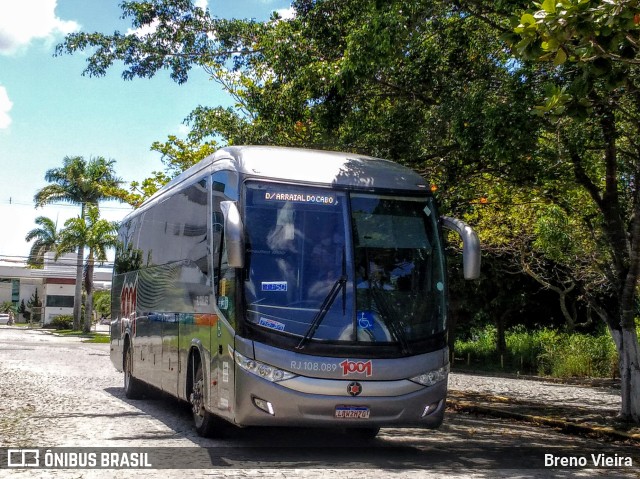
[448,398,640,444]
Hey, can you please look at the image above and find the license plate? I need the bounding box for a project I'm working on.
[335,406,370,419]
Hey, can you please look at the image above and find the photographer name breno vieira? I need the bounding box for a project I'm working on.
[545,453,634,468]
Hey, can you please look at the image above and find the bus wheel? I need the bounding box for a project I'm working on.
[123,344,145,399]
[346,427,380,440]
[190,362,216,437]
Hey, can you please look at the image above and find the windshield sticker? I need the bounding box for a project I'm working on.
[357,311,375,330]
[259,317,286,331]
[264,191,337,205]
[262,281,288,292]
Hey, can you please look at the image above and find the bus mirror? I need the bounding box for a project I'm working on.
[441,216,481,280]
[221,201,245,269]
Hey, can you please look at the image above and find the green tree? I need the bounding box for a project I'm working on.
[17,299,29,322]
[508,0,640,422]
[56,1,539,193]
[34,156,126,330]
[93,290,111,319]
[24,216,60,268]
[27,290,42,324]
[57,206,119,333]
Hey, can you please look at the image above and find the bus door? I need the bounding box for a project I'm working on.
[211,236,238,421]
[210,170,239,421]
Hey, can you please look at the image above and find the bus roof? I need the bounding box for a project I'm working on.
[138,146,429,214]
[212,146,428,191]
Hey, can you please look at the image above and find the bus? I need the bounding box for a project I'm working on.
[110,146,480,438]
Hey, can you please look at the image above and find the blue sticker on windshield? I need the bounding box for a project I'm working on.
[259,317,286,331]
[357,311,375,330]
[262,281,288,292]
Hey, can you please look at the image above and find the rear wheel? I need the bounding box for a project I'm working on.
[190,362,218,437]
[123,344,145,399]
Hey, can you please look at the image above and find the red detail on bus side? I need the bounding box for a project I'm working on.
[120,277,138,336]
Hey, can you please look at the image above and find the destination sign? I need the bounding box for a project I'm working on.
[264,191,337,205]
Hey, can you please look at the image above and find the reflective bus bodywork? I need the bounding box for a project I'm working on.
[110,146,480,436]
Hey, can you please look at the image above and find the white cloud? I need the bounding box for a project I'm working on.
[0,86,13,129]
[0,0,79,55]
[127,19,160,38]
[275,7,296,20]
[194,0,209,10]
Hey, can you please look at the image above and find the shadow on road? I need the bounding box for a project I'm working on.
[101,384,640,473]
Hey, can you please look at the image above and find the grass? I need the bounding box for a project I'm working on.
[9,321,110,343]
[51,329,110,343]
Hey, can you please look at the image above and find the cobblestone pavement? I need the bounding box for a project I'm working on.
[0,326,638,478]
[447,370,640,442]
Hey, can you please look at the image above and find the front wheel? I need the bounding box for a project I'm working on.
[190,362,219,437]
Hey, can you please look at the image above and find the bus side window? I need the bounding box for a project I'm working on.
[218,241,237,328]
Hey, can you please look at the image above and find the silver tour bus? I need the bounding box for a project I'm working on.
[110,146,480,438]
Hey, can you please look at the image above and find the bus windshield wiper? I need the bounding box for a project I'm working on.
[296,275,347,350]
[370,286,412,355]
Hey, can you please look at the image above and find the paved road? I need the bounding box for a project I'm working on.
[0,326,638,478]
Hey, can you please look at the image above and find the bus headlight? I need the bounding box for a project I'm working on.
[409,364,449,387]
[234,350,296,383]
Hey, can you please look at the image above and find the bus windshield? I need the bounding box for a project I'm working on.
[244,182,446,349]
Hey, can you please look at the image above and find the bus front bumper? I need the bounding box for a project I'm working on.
[231,368,447,429]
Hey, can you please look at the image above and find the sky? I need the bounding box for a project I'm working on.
[0,0,293,265]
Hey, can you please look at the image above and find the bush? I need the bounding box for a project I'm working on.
[49,315,74,330]
[455,325,497,359]
[454,324,618,378]
[540,332,617,378]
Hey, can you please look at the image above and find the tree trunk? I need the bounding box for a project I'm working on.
[73,203,86,331]
[83,252,94,334]
[73,244,84,331]
[618,326,640,422]
[603,310,640,423]
[496,309,509,355]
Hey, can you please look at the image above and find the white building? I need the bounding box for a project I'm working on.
[0,253,111,325]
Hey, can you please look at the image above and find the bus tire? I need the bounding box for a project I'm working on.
[190,362,217,437]
[123,343,145,399]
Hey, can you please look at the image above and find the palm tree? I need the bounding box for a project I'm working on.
[34,156,126,330]
[57,206,118,333]
[25,216,60,268]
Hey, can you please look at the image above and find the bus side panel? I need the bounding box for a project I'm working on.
[110,274,124,372]
[135,314,162,389]
[110,325,123,372]
[161,313,180,396]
